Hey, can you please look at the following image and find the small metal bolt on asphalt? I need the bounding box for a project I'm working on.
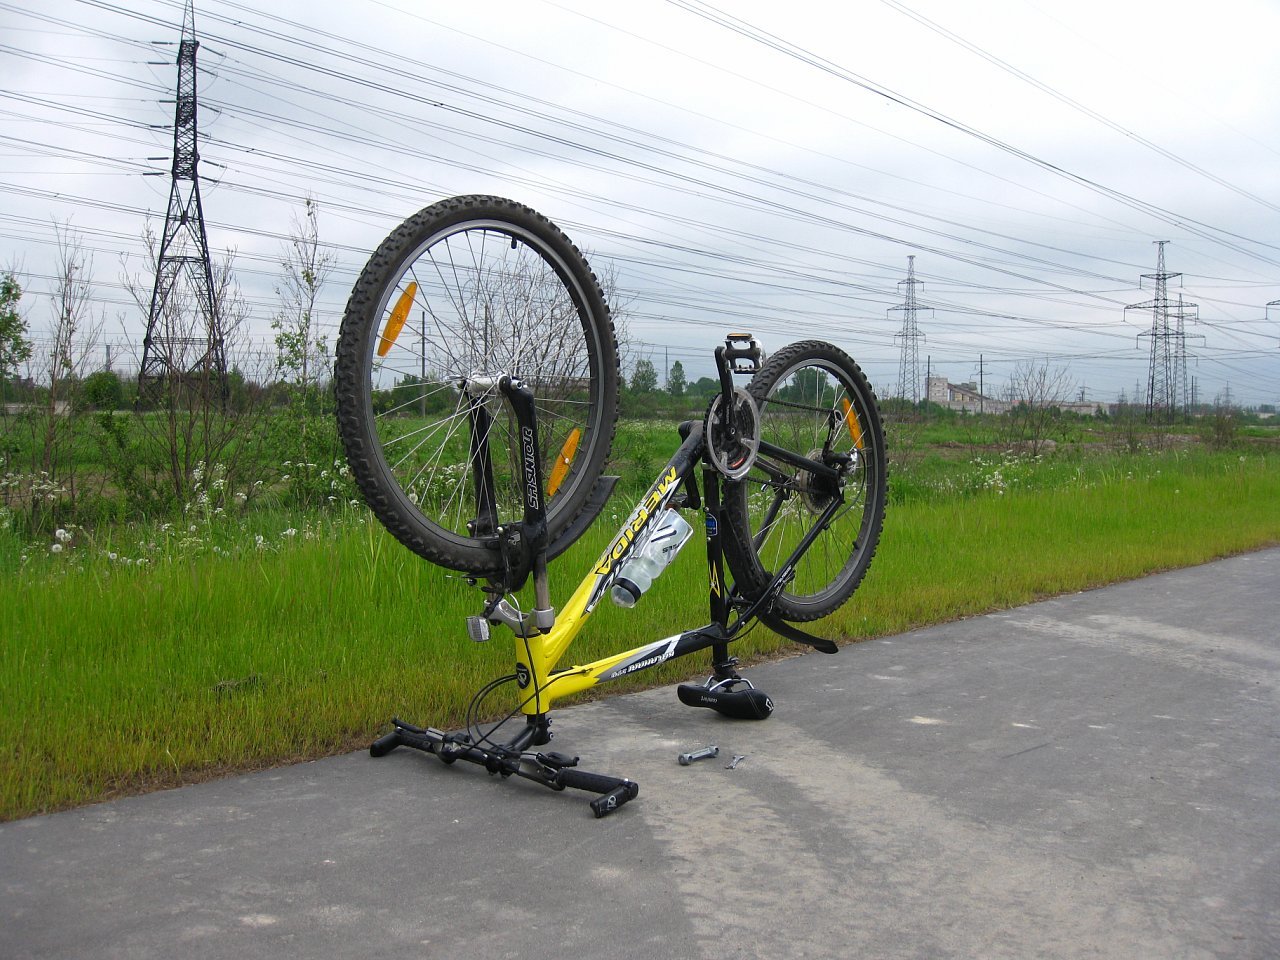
[677,745,719,765]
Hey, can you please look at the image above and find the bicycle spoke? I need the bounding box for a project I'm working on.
[335,196,617,575]
[720,341,885,621]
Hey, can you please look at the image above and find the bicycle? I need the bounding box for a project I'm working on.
[334,195,887,816]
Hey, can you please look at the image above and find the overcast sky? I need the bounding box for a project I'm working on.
[3,0,1279,405]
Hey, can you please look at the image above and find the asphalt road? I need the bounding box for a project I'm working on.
[4,548,1278,959]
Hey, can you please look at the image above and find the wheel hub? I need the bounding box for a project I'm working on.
[798,449,842,514]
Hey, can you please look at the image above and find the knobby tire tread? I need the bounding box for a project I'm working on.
[721,340,887,623]
[334,195,619,577]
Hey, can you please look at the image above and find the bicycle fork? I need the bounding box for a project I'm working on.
[463,376,556,631]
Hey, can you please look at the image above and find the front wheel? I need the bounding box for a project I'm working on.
[334,196,619,576]
[721,340,886,622]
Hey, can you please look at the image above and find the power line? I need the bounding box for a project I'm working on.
[877,0,1280,217]
[666,0,1280,269]
[3,1,1277,406]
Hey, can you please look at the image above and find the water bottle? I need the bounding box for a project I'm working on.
[610,509,694,608]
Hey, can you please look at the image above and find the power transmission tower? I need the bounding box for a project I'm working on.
[891,256,930,404]
[138,0,227,404]
[1126,241,1197,422]
[1171,294,1204,416]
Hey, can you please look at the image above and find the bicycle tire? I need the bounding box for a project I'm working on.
[721,340,886,622]
[335,195,619,576]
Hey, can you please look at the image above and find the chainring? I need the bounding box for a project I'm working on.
[706,388,761,480]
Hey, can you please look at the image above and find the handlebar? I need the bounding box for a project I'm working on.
[371,719,639,817]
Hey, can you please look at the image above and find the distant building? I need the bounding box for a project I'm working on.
[3,401,71,417]
[926,376,1103,416]
[926,376,1009,415]
[1058,399,1106,417]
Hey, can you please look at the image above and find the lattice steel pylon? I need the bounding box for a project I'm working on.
[1171,294,1205,414]
[1126,241,1197,422]
[891,256,930,404]
[138,0,227,404]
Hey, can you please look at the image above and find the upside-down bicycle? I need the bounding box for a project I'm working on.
[335,195,886,816]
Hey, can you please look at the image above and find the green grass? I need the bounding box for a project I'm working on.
[2,447,1278,821]
[854,451,1280,634]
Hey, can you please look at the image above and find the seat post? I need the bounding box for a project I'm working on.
[701,465,734,673]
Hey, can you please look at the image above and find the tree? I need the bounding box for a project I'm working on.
[82,370,123,410]
[0,271,32,401]
[0,270,32,466]
[779,367,830,405]
[273,195,335,406]
[1001,361,1075,456]
[689,376,719,399]
[630,357,658,394]
[592,255,633,379]
[118,219,260,510]
[667,360,686,398]
[39,224,101,472]
[266,196,342,507]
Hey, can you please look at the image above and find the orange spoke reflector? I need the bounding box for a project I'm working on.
[376,282,418,357]
[546,428,581,497]
[841,398,864,449]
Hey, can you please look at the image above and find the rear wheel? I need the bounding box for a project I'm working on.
[334,195,618,576]
[721,340,886,622]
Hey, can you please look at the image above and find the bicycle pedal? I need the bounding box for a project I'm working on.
[724,333,764,373]
[466,616,491,642]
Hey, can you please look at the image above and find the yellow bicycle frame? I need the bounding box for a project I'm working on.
[511,426,724,716]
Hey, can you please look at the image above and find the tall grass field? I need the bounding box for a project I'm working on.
[2,445,1278,821]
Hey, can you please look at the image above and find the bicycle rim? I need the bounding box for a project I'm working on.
[723,341,886,622]
[335,196,618,575]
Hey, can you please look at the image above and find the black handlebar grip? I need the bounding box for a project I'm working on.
[370,730,403,757]
[590,782,639,818]
[557,768,626,793]
[557,768,639,817]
